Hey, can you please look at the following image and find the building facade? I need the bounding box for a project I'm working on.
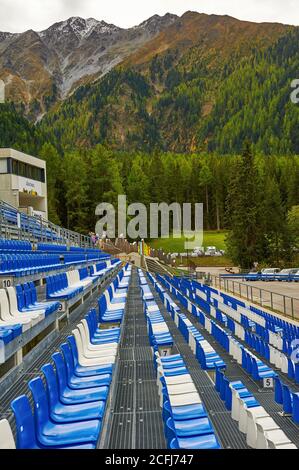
[0,148,48,219]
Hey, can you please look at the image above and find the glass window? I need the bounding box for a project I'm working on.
[12,159,18,175]
[0,158,7,174]
[10,159,45,182]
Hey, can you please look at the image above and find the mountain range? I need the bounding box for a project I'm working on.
[1,11,299,153]
[0,13,177,117]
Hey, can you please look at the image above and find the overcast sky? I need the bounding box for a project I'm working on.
[0,0,298,33]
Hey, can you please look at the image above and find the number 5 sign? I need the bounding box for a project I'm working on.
[263,377,274,389]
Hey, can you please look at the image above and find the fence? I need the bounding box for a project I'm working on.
[0,200,92,248]
[211,275,299,321]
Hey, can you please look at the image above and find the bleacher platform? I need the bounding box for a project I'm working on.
[1,239,299,450]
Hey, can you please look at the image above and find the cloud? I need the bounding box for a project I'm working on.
[0,0,298,33]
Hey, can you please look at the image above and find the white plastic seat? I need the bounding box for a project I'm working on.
[245,407,269,444]
[0,419,16,449]
[168,392,202,408]
[81,320,119,351]
[104,291,125,311]
[265,430,296,449]
[164,374,193,386]
[72,329,116,365]
[281,354,288,374]
[0,289,37,329]
[166,383,197,396]
[255,417,281,449]
[231,388,247,421]
[76,324,118,355]
[158,376,194,396]
[269,346,276,365]
[7,287,45,322]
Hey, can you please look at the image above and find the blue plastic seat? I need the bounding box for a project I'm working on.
[60,343,112,389]
[67,335,113,377]
[292,393,299,424]
[274,376,283,405]
[170,433,221,449]
[41,363,106,423]
[28,378,101,447]
[11,395,96,449]
[166,416,214,446]
[52,352,109,404]
[162,401,207,423]
[282,384,293,414]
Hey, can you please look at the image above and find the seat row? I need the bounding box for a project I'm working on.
[138,271,173,350]
[98,265,131,324]
[46,261,122,301]
[0,271,130,449]
[193,279,299,343]
[0,239,32,252]
[150,276,226,372]
[275,377,299,426]
[90,259,122,279]
[138,270,224,450]
[0,254,61,276]
[162,275,279,384]
[156,352,221,449]
[153,273,297,450]
[0,284,59,344]
[215,368,296,449]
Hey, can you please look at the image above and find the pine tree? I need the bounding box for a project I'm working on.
[226,142,263,269]
[39,142,62,225]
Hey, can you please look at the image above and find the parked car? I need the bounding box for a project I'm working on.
[205,246,217,256]
[276,268,299,282]
[261,268,281,281]
[245,271,261,281]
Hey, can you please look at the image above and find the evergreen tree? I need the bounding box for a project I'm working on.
[226,142,263,269]
[63,151,88,233]
[39,142,62,225]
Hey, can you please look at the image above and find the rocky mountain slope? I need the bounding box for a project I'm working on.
[0,14,177,118]
[40,12,299,153]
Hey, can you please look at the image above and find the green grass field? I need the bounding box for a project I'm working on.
[149,231,228,253]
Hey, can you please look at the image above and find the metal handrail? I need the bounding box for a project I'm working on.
[0,199,92,248]
[210,274,299,321]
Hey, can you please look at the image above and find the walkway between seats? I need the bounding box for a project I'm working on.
[104,268,166,449]
[147,276,249,449]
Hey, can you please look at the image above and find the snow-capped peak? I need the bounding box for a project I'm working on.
[38,17,120,41]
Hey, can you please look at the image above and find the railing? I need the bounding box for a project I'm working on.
[0,200,92,248]
[210,275,299,321]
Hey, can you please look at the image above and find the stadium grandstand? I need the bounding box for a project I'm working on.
[0,187,298,450]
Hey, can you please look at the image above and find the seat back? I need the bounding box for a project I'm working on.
[60,343,75,378]
[23,284,33,307]
[98,295,108,316]
[28,377,51,429]
[6,287,19,316]
[77,322,90,346]
[29,282,38,303]
[0,289,12,321]
[292,393,299,424]
[0,419,16,449]
[282,384,293,414]
[67,335,79,366]
[41,363,60,409]
[51,352,68,392]
[11,395,37,449]
[274,376,283,405]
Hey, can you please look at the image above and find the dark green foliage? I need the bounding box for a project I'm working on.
[0,102,39,154]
